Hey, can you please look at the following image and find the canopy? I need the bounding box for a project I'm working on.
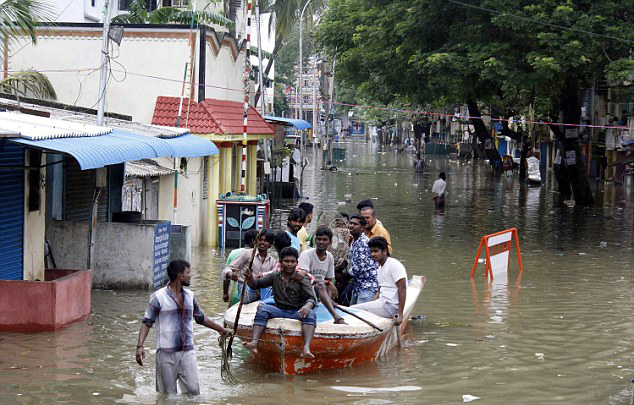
[10,130,219,170]
[263,115,312,130]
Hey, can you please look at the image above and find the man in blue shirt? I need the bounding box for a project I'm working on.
[348,215,379,304]
[285,207,306,253]
[136,260,231,395]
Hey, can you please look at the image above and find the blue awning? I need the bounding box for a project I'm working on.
[10,130,218,170]
[263,116,312,130]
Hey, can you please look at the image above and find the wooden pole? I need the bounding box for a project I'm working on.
[333,303,383,332]
[226,231,261,358]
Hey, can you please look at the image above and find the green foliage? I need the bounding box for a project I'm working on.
[273,82,290,116]
[0,0,55,45]
[0,0,57,100]
[274,24,315,84]
[0,70,57,100]
[316,0,634,120]
[112,0,233,28]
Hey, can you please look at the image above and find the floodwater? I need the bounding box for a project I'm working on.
[1,141,633,405]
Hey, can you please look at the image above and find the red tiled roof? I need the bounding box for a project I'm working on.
[152,96,274,135]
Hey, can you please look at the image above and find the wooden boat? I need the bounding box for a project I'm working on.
[224,275,426,374]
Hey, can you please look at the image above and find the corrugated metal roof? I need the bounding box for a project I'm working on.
[10,130,219,170]
[0,111,111,139]
[125,160,175,177]
[0,98,189,139]
[163,133,219,157]
[263,115,312,130]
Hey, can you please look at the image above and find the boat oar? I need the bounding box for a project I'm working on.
[226,232,261,359]
[333,303,383,332]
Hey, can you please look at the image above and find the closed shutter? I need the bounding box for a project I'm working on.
[0,144,24,280]
[64,160,109,222]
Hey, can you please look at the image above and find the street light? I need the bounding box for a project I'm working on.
[298,0,312,155]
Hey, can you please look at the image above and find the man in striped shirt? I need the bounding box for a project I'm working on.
[136,260,231,396]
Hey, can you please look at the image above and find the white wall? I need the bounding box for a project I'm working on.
[154,157,208,246]
[10,26,245,122]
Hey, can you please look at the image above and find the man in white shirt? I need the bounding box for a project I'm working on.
[299,227,347,324]
[350,236,407,325]
[431,172,447,208]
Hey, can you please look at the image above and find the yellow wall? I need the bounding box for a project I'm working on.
[247,143,257,195]
[23,152,45,281]
[207,155,221,246]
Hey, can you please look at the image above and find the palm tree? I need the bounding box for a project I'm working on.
[253,0,324,105]
[0,0,57,100]
[112,0,234,27]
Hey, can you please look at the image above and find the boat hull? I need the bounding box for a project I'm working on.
[225,275,425,374]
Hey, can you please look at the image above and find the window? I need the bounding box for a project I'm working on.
[119,0,133,10]
[163,0,189,7]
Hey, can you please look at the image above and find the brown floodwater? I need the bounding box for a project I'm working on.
[1,141,633,405]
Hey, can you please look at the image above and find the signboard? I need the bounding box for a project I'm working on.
[153,222,171,289]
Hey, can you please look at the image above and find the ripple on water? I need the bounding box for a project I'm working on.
[1,145,633,404]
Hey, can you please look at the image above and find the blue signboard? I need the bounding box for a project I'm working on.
[153,222,171,289]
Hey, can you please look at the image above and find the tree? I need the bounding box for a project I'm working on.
[273,82,290,116]
[112,0,233,27]
[0,0,56,100]
[316,0,634,205]
[254,0,325,105]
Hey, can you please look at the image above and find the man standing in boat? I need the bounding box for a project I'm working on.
[297,202,314,253]
[135,260,231,395]
[299,227,347,325]
[286,207,306,253]
[350,237,407,325]
[347,215,379,305]
[244,247,317,359]
[360,207,393,255]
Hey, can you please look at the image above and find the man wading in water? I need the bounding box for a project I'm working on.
[243,247,317,359]
[136,260,231,395]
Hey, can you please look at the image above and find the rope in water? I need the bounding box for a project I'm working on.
[218,327,288,383]
[218,333,240,384]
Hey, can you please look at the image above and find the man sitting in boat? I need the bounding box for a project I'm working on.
[243,247,317,359]
[222,229,277,304]
[350,236,407,326]
[298,227,347,325]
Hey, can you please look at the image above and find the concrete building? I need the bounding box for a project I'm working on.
[152,96,274,246]
[8,22,275,246]
[0,99,218,328]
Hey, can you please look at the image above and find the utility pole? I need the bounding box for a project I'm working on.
[328,55,336,165]
[255,2,264,116]
[96,0,112,126]
[322,61,331,169]
[298,0,312,161]
[312,60,317,144]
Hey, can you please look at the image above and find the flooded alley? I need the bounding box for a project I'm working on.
[1,141,633,405]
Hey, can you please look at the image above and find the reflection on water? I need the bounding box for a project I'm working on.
[1,141,633,404]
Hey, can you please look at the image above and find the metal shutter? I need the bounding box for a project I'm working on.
[0,144,24,280]
[64,159,109,222]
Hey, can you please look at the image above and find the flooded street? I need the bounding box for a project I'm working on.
[1,141,633,404]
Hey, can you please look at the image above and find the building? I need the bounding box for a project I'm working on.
[0,98,218,329]
[152,96,274,246]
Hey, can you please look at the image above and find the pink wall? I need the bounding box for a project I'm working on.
[0,270,91,332]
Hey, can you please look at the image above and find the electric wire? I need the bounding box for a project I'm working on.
[6,66,629,130]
